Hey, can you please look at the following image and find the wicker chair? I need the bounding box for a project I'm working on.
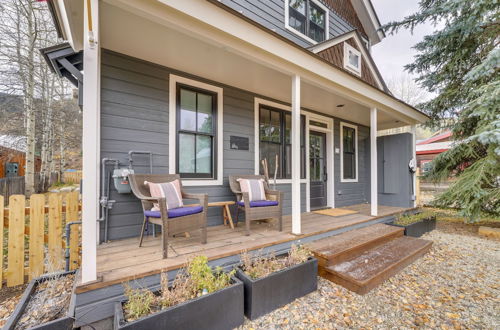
[128,174,208,258]
[229,175,283,236]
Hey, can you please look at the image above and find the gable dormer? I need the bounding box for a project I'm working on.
[309,31,387,91]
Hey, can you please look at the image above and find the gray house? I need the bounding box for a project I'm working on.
[44,0,428,326]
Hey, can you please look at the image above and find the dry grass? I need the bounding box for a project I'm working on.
[240,244,312,280]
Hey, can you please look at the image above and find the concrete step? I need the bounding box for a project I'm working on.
[307,224,404,266]
[321,236,432,294]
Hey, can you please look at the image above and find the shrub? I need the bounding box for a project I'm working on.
[123,255,235,321]
[395,210,436,226]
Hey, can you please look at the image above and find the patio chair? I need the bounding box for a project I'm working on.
[229,175,283,236]
[128,174,208,258]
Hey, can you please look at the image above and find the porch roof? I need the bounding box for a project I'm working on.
[49,0,428,129]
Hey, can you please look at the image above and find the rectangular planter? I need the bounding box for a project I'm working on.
[236,257,318,320]
[389,216,436,237]
[114,277,244,330]
[3,270,77,330]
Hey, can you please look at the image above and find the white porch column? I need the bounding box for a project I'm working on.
[370,108,378,216]
[82,0,100,283]
[411,124,417,207]
[291,75,301,234]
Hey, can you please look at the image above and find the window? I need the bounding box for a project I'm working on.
[287,0,328,43]
[259,106,305,179]
[421,161,432,174]
[340,123,358,182]
[344,43,361,76]
[176,85,217,179]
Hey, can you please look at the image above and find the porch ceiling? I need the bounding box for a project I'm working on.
[100,1,406,129]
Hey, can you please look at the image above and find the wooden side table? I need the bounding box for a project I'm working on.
[208,201,236,229]
[185,201,236,229]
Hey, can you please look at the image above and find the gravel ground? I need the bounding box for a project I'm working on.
[240,230,500,329]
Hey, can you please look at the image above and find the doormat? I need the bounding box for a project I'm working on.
[313,208,358,217]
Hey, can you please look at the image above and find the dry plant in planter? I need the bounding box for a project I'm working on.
[122,256,236,322]
[240,244,312,279]
[237,244,317,320]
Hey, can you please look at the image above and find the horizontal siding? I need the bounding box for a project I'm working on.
[100,50,371,241]
[221,0,355,48]
[334,120,370,207]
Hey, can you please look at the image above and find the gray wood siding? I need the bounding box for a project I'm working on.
[100,50,306,241]
[334,120,370,207]
[221,0,356,48]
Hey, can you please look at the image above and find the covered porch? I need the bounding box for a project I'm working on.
[76,204,407,293]
[72,0,427,285]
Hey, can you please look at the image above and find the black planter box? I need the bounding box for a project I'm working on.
[389,216,436,237]
[3,270,77,330]
[114,277,244,330]
[236,257,318,320]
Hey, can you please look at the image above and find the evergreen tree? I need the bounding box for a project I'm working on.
[385,0,499,222]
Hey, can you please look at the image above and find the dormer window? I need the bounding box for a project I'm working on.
[344,43,361,76]
[286,0,329,43]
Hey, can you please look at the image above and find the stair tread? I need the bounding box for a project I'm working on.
[325,236,432,284]
[308,224,404,259]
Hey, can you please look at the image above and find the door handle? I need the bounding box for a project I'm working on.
[323,172,327,182]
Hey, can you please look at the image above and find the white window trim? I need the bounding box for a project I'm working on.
[254,97,308,185]
[169,74,223,186]
[343,43,362,77]
[284,0,330,45]
[340,121,359,183]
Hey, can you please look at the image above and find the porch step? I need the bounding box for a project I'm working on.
[308,223,404,266]
[308,224,432,294]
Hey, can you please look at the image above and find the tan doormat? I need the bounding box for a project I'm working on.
[313,208,358,217]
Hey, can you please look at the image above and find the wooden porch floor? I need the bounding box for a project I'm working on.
[77,204,407,293]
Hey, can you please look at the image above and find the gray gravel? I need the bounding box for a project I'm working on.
[239,230,500,329]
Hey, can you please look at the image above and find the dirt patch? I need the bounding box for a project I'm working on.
[0,285,25,328]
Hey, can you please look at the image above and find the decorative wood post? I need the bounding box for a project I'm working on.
[82,0,100,283]
[291,75,301,234]
[370,108,378,216]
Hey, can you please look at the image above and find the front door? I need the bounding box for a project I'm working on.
[309,131,327,209]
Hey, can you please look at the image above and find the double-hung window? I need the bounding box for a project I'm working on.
[287,0,328,43]
[341,123,358,181]
[259,106,305,179]
[176,85,217,179]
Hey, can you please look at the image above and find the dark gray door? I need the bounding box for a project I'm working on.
[309,131,327,209]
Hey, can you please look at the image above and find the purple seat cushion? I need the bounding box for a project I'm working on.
[237,200,279,208]
[144,206,203,219]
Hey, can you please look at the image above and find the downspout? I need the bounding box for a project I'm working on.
[65,221,82,271]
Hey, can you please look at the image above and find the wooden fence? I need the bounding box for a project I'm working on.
[0,173,61,205]
[1,192,82,288]
[62,171,82,184]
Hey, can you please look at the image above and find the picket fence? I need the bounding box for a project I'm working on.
[62,171,82,184]
[1,191,82,288]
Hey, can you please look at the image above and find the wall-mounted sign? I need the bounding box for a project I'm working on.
[230,136,249,150]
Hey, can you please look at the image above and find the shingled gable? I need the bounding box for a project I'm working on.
[308,30,388,92]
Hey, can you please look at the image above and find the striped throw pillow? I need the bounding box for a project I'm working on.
[237,178,266,202]
[145,180,184,211]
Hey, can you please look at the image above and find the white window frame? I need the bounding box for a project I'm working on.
[343,43,362,76]
[285,0,330,45]
[340,122,359,183]
[169,74,223,186]
[254,97,308,185]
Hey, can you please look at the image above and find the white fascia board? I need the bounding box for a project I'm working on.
[350,0,384,45]
[55,0,84,51]
[108,0,427,124]
[310,31,383,90]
